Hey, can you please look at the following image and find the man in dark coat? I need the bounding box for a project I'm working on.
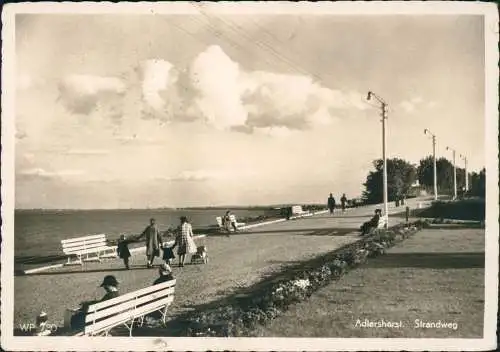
[360,209,382,235]
[137,218,163,268]
[340,194,348,213]
[70,275,120,331]
[327,193,336,215]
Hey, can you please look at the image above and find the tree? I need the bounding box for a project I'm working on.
[469,168,486,198]
[362,158,417,204]
[417,156,466,195]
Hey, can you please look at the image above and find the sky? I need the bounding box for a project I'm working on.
[14,10,486,209]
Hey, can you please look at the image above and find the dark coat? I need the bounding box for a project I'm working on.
[328,196,336,208]
[139,225,162,257]
[162,246,175,261]
[117,240,131,259]
[153,274,174,285]
[70,290,119,330]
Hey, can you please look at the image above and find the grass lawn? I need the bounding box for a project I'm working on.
[253,227,485,338]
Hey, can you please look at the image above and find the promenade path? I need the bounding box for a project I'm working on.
[13,197,429,331]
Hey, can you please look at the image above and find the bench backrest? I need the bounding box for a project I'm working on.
[84,279,176,335]
[61,234,108,255]
[215,216,223,227]
[291,205,304,214]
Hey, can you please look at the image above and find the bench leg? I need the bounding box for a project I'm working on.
[123,318,135,337]
[160,305,170,325]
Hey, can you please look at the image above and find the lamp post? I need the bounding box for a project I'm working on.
[460,154,468,192]
[446,146,457,200]
[367,91,388,228]
[424,129,438,201]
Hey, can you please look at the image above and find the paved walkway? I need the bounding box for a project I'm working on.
[255,225,485,338]
[13,197,430,330]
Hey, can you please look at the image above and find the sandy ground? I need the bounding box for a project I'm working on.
[13,198,427,330]
[254,226,485,338]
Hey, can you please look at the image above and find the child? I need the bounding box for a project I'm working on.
[162,241,176,265]
[117,234,131,269]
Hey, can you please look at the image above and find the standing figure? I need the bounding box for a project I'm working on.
[172,216,197,267]
[340,194,348,213]
[162,242,176,265]
[117,234,132,270]
[137,218,163,268]
[327,193,336,215]
[223,210,238,232]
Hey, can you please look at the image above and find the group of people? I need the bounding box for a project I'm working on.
[117,216,198,270]
[67,217,196,332]
[221,210,238,233]
[327,193,348,214]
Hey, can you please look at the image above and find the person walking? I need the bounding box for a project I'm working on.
[172,216,197,267]
[340,194,348,213]
[327,193,336,215]
[117,234,132,270]
[137,218,163,268]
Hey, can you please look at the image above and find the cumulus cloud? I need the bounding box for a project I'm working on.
[55,46,368,134]
[19,168,84,179]
[141,59,175,112]
[58,74,126,115]
[169,170,214,182]
[189,45,248,129]
[399,96,429,114]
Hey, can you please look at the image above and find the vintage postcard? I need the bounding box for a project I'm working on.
[2,1,498,351]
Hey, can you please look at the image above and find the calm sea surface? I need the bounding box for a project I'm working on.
[14,208,267,259]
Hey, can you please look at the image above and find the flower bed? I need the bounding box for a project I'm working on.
[147,220,427,337]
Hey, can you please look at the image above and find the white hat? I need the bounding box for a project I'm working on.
[159,263,172,275]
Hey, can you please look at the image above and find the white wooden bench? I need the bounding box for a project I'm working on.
[290,205,312,218]
[72,279,176,336]
[61,234,117,266]
[215,215,245,231]
[229,214,246,228]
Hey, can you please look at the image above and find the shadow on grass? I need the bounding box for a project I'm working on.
[15,254,67,265]
[15,265,160,277]
[364,252,485,269]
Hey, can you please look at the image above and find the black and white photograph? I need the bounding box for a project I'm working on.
[1,2,498,351]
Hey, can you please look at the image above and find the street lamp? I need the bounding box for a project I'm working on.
[446,146,457,200]
[367,91,388,228]
[424,129,438,201]
[460,154,469,192]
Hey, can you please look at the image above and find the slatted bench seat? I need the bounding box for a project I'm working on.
[70,279,176,336]
[215,215,246,231]
[229,214,246,228]
[290,205,313,218]
[61,234,117,266]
